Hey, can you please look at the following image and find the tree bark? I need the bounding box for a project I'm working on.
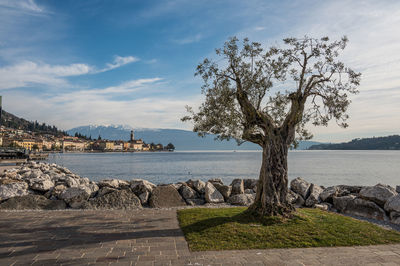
[248,137,294,217]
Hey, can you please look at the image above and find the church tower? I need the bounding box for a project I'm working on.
[130,130,134,142]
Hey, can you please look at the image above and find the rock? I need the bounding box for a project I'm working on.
[0,195,66,210]
[28,169,43,179]
[0,179,24,185]
[305,184,324,207]
[84,189,141,209]
[149,185,187,208]
[231,179,244,195]
[396,186,400,194]
[186,179,206,194]
[319,186,338,203]
[130,179,156,195]
[97,187,118,197]
[204,182,224,204]
[80,182,99,197]
[98,179,130,189]
[290,177,311,199]
[314,203,331,211]
[138,191,150,205]
[287,190,305,207]
[390,212,400,225]
[28,178,54,192]
[359,184,397,207]
[336,185,364,197]
[213,183,232,200]
[384,194,400,213]
[343,198,388,221]
[59,187,90,208]
[244,189,254,194]
[332,195,356,212]
[186,198,206,206]
[208,178,223,186]
[243,179,258,190]
[179,185,199,200]
[0,182,29,201]
[47,184,67,199]
[55,176,80,188]
[228,194,255,206]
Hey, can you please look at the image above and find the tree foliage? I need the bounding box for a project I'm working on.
[182,36,361,147]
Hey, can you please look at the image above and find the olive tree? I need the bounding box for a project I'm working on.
[182,36,361,217]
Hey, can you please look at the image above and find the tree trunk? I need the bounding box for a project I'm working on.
[248,138,294,217]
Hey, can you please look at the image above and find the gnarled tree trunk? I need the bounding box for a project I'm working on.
[248,137,294,217]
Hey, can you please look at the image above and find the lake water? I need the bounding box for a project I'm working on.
[46,150,400,187]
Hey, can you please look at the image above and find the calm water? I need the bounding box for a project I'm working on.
[47,150,400,187]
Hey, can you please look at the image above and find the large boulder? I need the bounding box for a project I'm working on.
[213,183,232,200]
[84,189,141,209]
[243,179,258,191]
[287,190,305,207]
[336,185,364,197]
[305,184,324,207]
[149,185,187,208]
[343,198,388,221]
[59,187,90,208]
[396,186,400,194]
[359,184,397,207]
[390,212,400,225]
[332,195,356,212]
[228,194,255,206]
[179,184,199,200]
[98,179,130,189]
[28,178,54,192]
[384,194,400,213]
[80,182,99,197]
[0,195,66,210]
[231,179,244,195]
[130,179,156,195]
[55,175,80,188]
[204,182,224,204]
[290,177,311,199]
[319,186,338,203]
[186,198,206,206]
[0,182,29,201]
[96,187,118,197]
[208,178,224,186]
[186,179,206,194]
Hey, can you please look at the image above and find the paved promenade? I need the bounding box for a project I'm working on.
[1,209,400,265]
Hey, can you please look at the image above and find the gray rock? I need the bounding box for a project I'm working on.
[208,178,223,186]
[186,179,206,194]
[204,182,224,204]
[28,178,54,192]
[80,182,99,197]
[213,183,232,200]
[287,190,305,207]
[290,177,311,199]
[0,182,29,201]
[0,195,66,210]
[396,186,400,194]
[332,195,356,212]
[384,194,400,213]
[28,169,43,179]
[84,189,141,209]
[243,179,258,190]
[359,184,397,207]
[336,185,364,197]
[179,185,199,200]
[231,179,244,195]
[98,179,130,189]
[138,191,150,205]
[244,189,254,194]
[314,203,331,211]
[186,198,206,206]
[55,176,80,188]
[344,198,388,221]
[305,184,324,207]
[228,194,255,206]
[59,187,90,208]
[149,185,187,208]
[97,187,118,197]
[319,186,338,202]
[130,179,156,195]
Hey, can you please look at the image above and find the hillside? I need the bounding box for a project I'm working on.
[1,110,66,136]
[308,135,400,150]
[67,125,321,150]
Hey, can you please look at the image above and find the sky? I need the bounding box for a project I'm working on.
[0,0,399,142]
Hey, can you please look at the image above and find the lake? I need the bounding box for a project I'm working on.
[46,150,400,187]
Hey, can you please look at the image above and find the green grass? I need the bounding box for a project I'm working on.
[177,207,400,251]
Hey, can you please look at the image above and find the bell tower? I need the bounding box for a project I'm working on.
[130,130,134,142]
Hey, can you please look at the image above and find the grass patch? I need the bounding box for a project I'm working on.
[177,207,400,251]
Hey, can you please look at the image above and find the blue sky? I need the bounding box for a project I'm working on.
[0,0,399,142]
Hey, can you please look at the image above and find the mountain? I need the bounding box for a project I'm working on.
[1,110,65,136]
[67,125,321,150]
[308,135,400,150]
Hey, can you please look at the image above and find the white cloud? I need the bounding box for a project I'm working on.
[98,55,139,72]
[174,33,203,45]
[0,0,44,13]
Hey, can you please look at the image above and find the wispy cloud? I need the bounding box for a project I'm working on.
[173,33,203,45]
[0,0,44,13]
[97,55,139,73]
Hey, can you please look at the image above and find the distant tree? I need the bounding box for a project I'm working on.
[98,135,102,140]
[183,36,361,217]
[165,143,175,151]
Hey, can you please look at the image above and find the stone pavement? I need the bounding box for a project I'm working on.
[0,209,400,265]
